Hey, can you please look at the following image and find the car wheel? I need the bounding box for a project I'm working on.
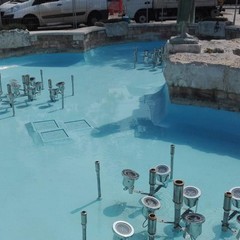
[87,12,101,26]
[23,15,39,31]
[135,10,148,23]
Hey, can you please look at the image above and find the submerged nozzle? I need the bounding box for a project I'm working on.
[173,179,184,229]
[149,168,156,196]
[48,79,52,89]
[141,195,161,219]
[183,212,205,239]
[170,144,175,180]
[155,164,171,186]
[230,187,240,209]
[222,191,232,232]
[122,169,139,194]
[173,179,184,205]
[148,213,157,240]
[236,215,240,239]
[183,186,201,209]
[95,161,101,199]
[81,211,87,240]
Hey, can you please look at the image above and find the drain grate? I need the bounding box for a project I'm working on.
[28,119,92,144]
[39,129,70,143]
[64,119,92,131]
[31,120,59,132]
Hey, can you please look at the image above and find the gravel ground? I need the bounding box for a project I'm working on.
[166,6,240,67]
[168,38,240,67]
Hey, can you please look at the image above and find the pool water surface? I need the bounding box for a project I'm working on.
[0,41,240,240]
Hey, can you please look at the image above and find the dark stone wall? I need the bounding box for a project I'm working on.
[168,86,240,112]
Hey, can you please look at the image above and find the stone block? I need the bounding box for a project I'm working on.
[105,21,128,37]
[165,40,201,54]
[198,21,226,39]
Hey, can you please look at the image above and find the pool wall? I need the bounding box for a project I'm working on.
[0,21,240,59]
[0,23,178,58]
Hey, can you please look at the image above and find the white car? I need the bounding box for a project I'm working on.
[0,0,108,30]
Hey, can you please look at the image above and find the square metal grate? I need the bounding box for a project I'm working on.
[64,119,92,131]
[39,129,70,143]
[31,120,59,132]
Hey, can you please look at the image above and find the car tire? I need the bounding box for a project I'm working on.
[87,12,101,26]
[135,10,149,23]
[22,15,39,31]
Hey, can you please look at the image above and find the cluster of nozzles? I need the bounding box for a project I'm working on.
[115,144,240,240]
[78,153,239,240]
[222,187,240,238]
[0,71,75,116]
[0,72,44,116]
[115,144,205,240]
[120,170,204,240]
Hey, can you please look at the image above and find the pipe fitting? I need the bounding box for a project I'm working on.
[148,213,157,236]
[173,179,184,205]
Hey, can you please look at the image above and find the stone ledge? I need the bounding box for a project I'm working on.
[0,29,31,49]
[166,40,201,54]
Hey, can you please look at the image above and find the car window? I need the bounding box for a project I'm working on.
[9,0,29,3]
[33,0,58,5]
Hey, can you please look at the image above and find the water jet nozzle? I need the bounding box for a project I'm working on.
[155,164,171,186]
[122,169,139,194]
[183,212,205,239]
[230,187,240,209]
[183,186,201,209]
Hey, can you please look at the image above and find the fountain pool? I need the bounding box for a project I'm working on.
[0,41,240,240]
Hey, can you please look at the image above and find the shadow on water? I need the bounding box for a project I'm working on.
[39,104,53,110]
[162,224,183,239]
[70,199,100,214]
[103,202,127,217]
[16,100,30,109]
[36,100,54,109]
[0,107,8,115]
[120,231,170,240]
[2,53,85,67]
[103,202,141,218]
[128,208,142,219]
[112,231,149,240]
[212,223,238,240]
[91,84,240,159]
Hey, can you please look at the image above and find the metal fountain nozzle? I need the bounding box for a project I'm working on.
[122,169,139,194]
[229,187,240,208]
[173,179,184,230]
[148,213,157,238]
[56,81,65,93]
[183,212,205,239]
[183,186,201,208]
[173,179,184,205]
[236,215,240,239]
[221,191,232,232]
[155,164,171,186]
[141,195,161,218]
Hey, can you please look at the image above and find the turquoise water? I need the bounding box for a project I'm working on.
[0,41,239,240]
